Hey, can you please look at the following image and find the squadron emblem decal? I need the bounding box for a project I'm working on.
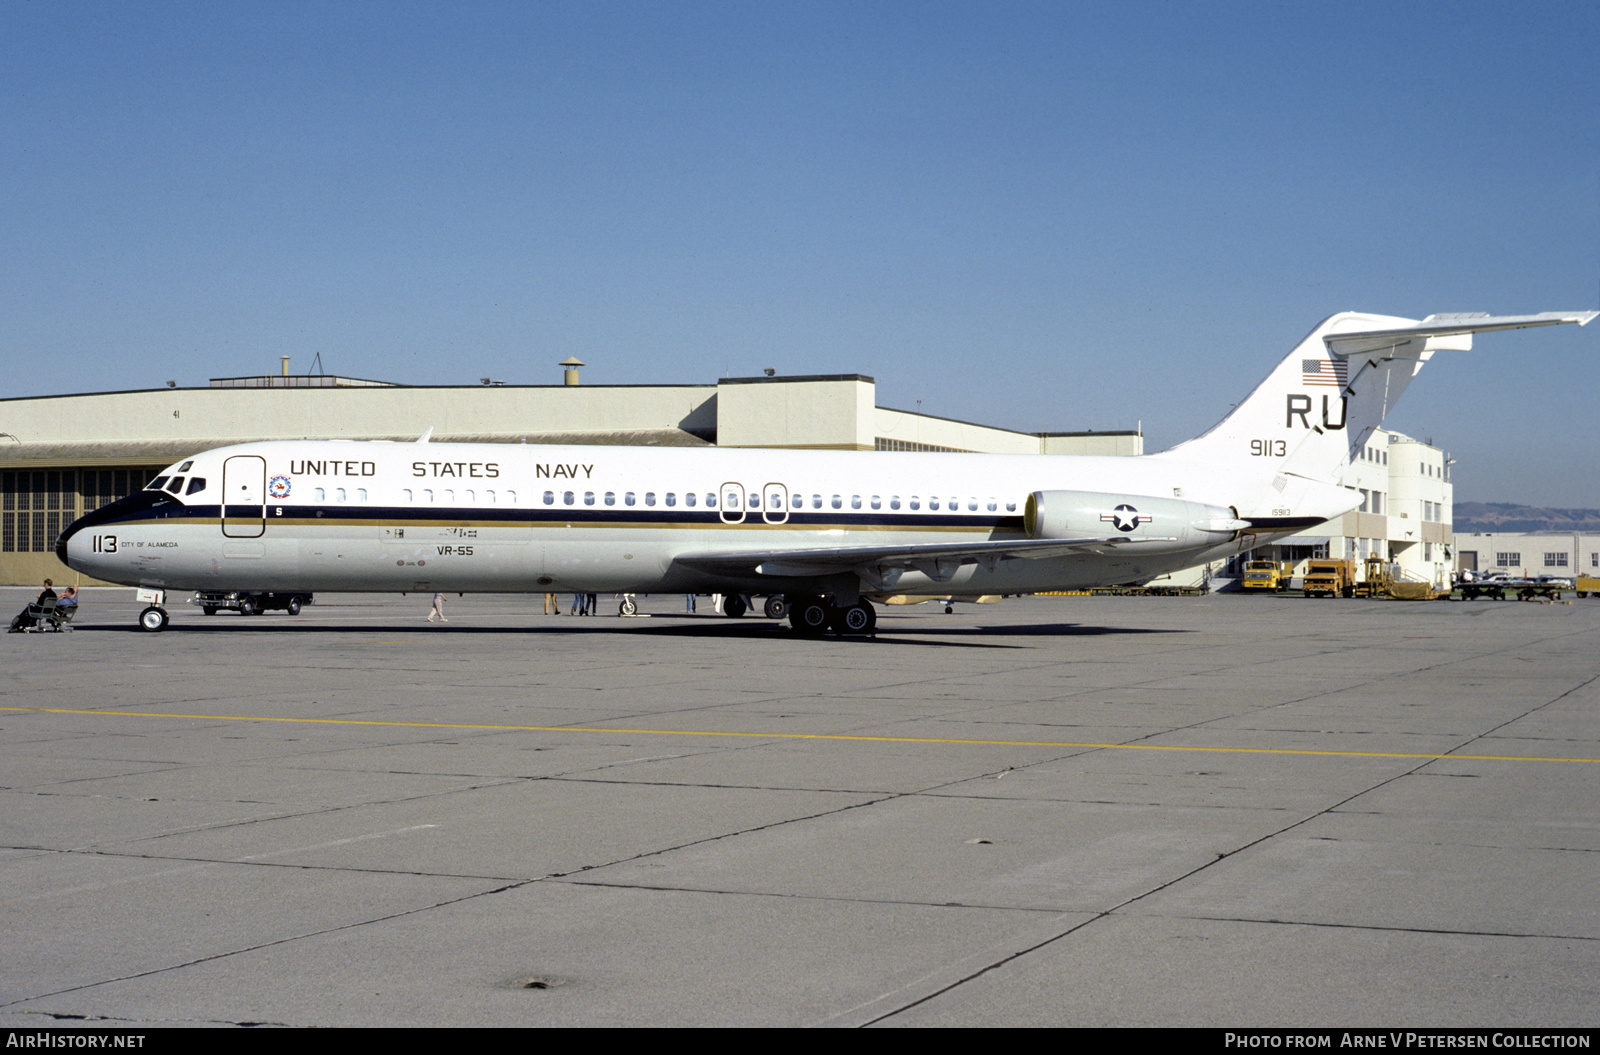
[1101,504,1151,532]
[268,476,292,499]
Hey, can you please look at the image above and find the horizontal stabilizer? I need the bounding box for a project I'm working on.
[1325,311,1596,355]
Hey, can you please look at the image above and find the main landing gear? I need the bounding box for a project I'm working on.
[785,595,876,637]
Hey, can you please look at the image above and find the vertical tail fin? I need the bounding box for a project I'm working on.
[1160,310,1595,489]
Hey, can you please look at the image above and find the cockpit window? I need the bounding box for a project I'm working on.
[178,461,193,472]
[186,477,206,495]
[166,477,185,493]
[147,476,170,491]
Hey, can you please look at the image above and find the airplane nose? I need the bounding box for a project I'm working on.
[55,517,80,566]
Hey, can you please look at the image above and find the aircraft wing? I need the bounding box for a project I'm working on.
[1325,311,1597,355]
[673,534,1172,583]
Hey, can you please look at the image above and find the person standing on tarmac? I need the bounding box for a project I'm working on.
[427,592,447,622]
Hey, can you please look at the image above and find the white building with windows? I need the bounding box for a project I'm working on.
[1210,429,1456,589]
[1454,534,1600,580]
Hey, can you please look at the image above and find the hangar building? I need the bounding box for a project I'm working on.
[0,366,1139,586]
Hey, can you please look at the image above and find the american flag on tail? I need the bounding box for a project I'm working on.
[1302,358,1348,387]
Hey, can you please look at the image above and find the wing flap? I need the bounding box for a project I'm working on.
[673,534,1172,580]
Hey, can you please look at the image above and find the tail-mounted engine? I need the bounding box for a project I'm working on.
[1024,490,1249,550]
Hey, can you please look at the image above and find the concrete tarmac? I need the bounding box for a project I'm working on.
[2,588,1598,1027]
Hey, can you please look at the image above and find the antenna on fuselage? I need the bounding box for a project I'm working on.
[416,427,434,444]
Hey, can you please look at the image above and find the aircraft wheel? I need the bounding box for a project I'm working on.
[618,597,637,617]
[789,597,830,635]
[944,604,954,614]
[763,596,787,620]
[286,596,302,616]
[237,596,255,617]
[833,601,876,635]
[724,594,747,618]
[139,606,169,632]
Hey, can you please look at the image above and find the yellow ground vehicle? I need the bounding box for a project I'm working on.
[1242,560,1293,591]
[1576,576,1599,598]
[1353,557,1395,598]
[1303,558,1356,598]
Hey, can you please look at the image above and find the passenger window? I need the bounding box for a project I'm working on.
[185,477,206,495]
[1006,500,1016,512]
[443,490,454,503]
[724,490,739,508]
[910,496,920,510]
[337,488,347,502]
[769,493,781,509]
[851,495,861,510]
[792,494,803,509]
[705,493,716,508]
[625,492,636,506]
[831,495,842,509]
[563,491,574,505]
[404,489,413,503]
[506,491,516,503]
[358,488,368,502]
[315,487,326,501]
[424,489,434,503]
[748,494,759,509]
[812,494,822,509]
[968,498,977,511]
[584,492,595,505]
[665,492,677,507]
[604,492,615,506]
[685,492,696,507]
[929,497,940,510]
[890,496,900,510]
[645,492,656,506]
[870,495,880,510]
[543,491,555,505]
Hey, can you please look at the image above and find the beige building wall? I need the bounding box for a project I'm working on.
[716,375,876,450]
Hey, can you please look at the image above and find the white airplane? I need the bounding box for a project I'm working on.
[57,310,1595,633]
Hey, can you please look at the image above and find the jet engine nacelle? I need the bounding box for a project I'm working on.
[1025,490,1248,549]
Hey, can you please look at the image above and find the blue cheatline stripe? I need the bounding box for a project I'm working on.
[83,499,1029,534]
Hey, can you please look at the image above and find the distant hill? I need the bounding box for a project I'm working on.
[1454,502,1600,534]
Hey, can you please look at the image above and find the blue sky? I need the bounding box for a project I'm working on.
[4,1,1597,503]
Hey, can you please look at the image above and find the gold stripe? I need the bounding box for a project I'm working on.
[115,517,1023,535]
[5,706,1596,765]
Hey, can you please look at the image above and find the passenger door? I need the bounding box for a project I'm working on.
[221,456,266,538]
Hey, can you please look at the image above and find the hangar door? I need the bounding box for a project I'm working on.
[221,456,266,538]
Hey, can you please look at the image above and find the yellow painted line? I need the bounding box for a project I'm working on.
[4,706,1596,764]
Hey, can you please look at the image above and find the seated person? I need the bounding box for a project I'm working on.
[9,580,57,633]
[49,586,79,628]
